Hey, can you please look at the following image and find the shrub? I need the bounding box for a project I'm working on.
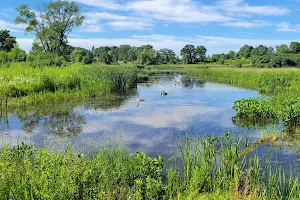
[26,52,66,67]
[7,46,26,62]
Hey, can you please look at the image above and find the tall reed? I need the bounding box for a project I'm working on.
[0,63,137,105]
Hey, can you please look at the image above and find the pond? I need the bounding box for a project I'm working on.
[0,74,299,169]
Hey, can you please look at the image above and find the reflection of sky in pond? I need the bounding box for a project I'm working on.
[0,75,294,166]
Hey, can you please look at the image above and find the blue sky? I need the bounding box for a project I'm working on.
[1,0,300,55]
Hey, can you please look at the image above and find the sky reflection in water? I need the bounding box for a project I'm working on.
[0,75,296,166]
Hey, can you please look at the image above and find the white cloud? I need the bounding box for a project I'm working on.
[0,20,24,32]
[217,0,289,16]
[84,12,128,21]
[276,22,300,32]
[111,106,221,129]
[107,21,154,30]
[81,11,153,31]
[17,34,300,55]
[222,21,270,28]
[196,36,299,51]
[80,18,104,33]
[68,34,300,55]
[16,38,34,52]
[126,0,230,23]
[72,0,289,27]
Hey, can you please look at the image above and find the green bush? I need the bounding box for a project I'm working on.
[26,52,66,67]
[7,46,26,62]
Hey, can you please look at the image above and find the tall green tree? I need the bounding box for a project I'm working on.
[158,48,177,64]
[109,46,119,64]
[137,45,155,65]
[238,45,253,59]
[118,45,132,62]
[181,44,196,64]
[227,50,236,60]
[276,44,290,54]
[94,46,112,64]
[290,42,300,54]
[195,45,207,63]
[251,45,268,56]
[267,47,275,54]
[127,48,137,62]
[0,30,17,52]
[15,0,84,56]
[70,48,86,63]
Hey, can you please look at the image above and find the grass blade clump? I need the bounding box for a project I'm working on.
[0,63,137,106]
[0,134,299,199]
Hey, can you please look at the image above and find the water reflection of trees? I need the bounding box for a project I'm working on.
[180,76,205,88]
[232,115,278,129]
[2,92,135,137]
[232,114,300,139]
[0,98,9,133]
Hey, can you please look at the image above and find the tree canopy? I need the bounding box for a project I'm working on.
[0,30,17,52]
[15,0,84,56]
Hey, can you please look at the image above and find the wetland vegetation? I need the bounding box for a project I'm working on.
[2,0,300,199]
[1,134,300,200]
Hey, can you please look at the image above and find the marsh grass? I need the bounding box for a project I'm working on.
[188,67,300,94]
[0,63,137,106]
[0,134,299,199]
[180,66,300,133]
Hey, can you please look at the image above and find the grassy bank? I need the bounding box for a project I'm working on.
[178,66,300,133]
[188,67,300,94]
[0,134,299,200]
[0,63,137,106]
[140,64,300,133]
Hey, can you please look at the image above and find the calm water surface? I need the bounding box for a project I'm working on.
[0,74,298,168]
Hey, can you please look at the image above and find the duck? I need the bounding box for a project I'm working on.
[160,91,168,96]
[136,94,145,102]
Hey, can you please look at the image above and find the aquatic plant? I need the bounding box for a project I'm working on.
[232,98,277,119]
[0,135,299,199]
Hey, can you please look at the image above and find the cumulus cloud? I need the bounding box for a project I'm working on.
[216,0,289,16]
[16,34,300,54]
[0,20,25,32]
[72,0,289,31]
[65,34,300,55]
[125,0,230,23]
[276,22,300,32]
[81,11,153,31]
[16,38,34,52]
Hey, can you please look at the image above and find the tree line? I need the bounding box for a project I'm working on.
[206,43,300,68]
[0,32,179,66]
[1,0,300,68]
